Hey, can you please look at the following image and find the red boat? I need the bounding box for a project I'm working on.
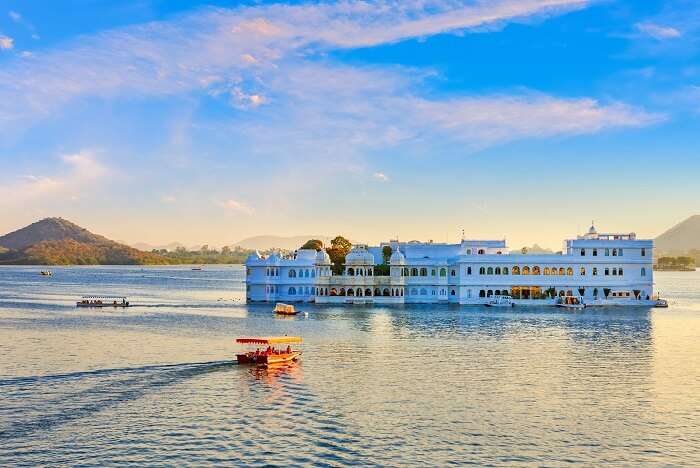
[235,336,303,366]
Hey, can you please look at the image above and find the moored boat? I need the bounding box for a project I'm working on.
[273,303,299,315]
[485,295,514,308]
[235,336,303,366]
[76,296,130,308]
[556,296,585,310]
[39,270,53,276]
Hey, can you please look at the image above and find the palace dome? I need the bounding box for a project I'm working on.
[315,249,331,265]
[245,250,262,263]
[345,245,375,265]
[588,222,597,235]
[390,247,406,265]
[265,253,281,264]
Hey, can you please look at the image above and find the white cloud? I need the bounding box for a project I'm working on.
[372,172,390,182]
[161,195,177,204]
[218,198,254,215]
[0,151,108,207]
[636,22,681,40]
[0,35,13,50]
[9,11,21,22]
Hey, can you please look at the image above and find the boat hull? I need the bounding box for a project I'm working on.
[236,351,301,366]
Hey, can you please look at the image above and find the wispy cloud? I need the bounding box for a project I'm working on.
[160,195,177,204]
[372,172,390,182]
[218,198,254,215]
[636,22,681,40]
[0,35,13,50]
[9,11,21,22]
[0,150,108,207]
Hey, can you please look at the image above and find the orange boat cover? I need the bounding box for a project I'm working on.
[236,336,303,345]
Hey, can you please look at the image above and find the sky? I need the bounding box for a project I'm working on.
[0,0,699,249]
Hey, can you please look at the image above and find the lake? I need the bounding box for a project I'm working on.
[1,266,699,466]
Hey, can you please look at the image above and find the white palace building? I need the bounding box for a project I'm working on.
[245,225,656,306]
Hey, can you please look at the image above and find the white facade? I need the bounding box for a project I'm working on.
[245,225,655,306]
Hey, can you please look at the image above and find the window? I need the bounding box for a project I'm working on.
[503,267,509,275]
[420,267,427,276]
[593,267,598,276]
[605,248,610,256]
[451,270,456,276]
[411,288,418,296]
[440,268,447,277]
[479,267,485,275]
[641,267,646,277]
[544,267,550,275]
[532,266,541,275]
[495,267,501,275]
[522,266,530,275]
[451,289,456,296]
[466,249,472,255]
[411,268,418,276]
[479,290,485,297]
[466,267,471,275]
[619,268,624,276]
[288,287,296,295]
[605,268,609,276]
[431,269,436,276]
[311,270,315,278]
[348,267,354,276]
[612,249,617,257]
[641,248,646,257]
[619,249,623,256]
[559,267,566,275]
[478,249,485,255]
[593,249,598,256]
[567,267,573,276]
[420,288,427,296]
[580,248,585,256]
[580,267,586,276]
[487,267,493,275]
[288,269,296,278]
[612,268,617,276]
[512,266,520,275]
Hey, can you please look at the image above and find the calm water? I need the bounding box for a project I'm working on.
[0,266,699,466]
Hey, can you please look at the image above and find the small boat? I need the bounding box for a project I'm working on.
[76,296,130,308]
[556,296,585,310]
[235,336,303,366]
[654,298,669,308]
[485,295,514,308]
[191,266,203,271]
[274,303,299,315]
[39,270,53,276]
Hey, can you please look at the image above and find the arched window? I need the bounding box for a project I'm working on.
[347,267,355,276]
[403,267,409,276]
[374,288,381,296]
[383,288,391,297]
[365,288,372,296]
[467,267,472,275]
[466,249,472,255]
[503,267,509,275]
[487,267,493,275]
[357,289,363,296]
[559,267,565,275]
[544,267,550,275]
[420,267,427,276]
[593,267,598,276]
[495,267,501,275]
[619,249,624,256]
[358,269,363,276]
[266,268,270,276]
[512,266,520,275]
[288,269,296,278]
[580,248,585,256]
[479,290,485,297]
[311,270,316,277]
[619,267,624,276]
[605,248,610,256]
[420,288,427,296]
[593,288,598,297]
[612,249,617,257]
[431,269,436,276]
[580,267,586,275]
[330,288,338,296]
[339,288,346,296]
[593,249,598,256]
[440,268,447,277]
[605,268,610,276]
[367,269,373,276]
[522,266,530,275]
[451,289,456,296]
[288,287,296,295]
[411,268,418,276]
[487,290,493,297]
[410,288,418,296]
[494,290,501,296]
[567,267,573,276]
[451,270,456,276]
[478,249,485,255]
[641,267,646,277]
[347,288,355,296]
[532,266,541,275]
[479,267,485,275]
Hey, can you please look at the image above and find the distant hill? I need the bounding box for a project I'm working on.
[516,244,556,255]
[655,215,700,254]
[0,218,168,265]
[129,241,191,252]
[234,235,333,251]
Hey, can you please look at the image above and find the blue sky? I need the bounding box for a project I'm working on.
[0,0,698,248]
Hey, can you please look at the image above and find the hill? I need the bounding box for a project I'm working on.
[0,218,168,265]
[655,215,700,254]
[234,235,333,251]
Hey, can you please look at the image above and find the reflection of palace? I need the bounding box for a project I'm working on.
[245,224,655,306]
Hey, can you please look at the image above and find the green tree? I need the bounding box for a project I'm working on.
[326,235,352,275]
[221,246,232,255]
[301,239,324,251]
[382,245,392,264]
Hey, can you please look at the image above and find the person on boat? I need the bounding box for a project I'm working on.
[286,345,291,354]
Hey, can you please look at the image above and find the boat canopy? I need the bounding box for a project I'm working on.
[236,336,303,345]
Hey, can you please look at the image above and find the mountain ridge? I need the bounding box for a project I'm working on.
[655,215,700,253]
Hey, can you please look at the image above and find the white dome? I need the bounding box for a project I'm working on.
[265,253,281,264]
[245,250,262,263]
[389,247,406,265]
[345,245,375,265]
[588,221,597,235]
[316,249,331,265]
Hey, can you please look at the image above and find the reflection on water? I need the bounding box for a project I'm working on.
[0,266,699,465]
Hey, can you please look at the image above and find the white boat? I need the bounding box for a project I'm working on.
[654,298,669,308]
[556,296,585,310]
[76,296,130,308]
[485,295,514,308]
